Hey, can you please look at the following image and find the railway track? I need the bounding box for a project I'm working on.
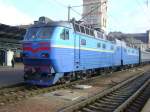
[60,72,150,112]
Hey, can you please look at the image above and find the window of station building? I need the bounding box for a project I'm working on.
[74,24,80,32]
[80,26,85,34]
[97,43,101,48]
[81,39,86,45]
[60,29,69,40]
[102,44,106,49]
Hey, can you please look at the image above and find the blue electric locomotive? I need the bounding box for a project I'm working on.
[22,17,139,86]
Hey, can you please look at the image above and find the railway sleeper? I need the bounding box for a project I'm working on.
[110,91,129,95]
[118,90,139,95]
[93,102,118,109]
[88,104,115,112]
[109,93,130,97]
[130,97,148,106]
[82,107,96,112]
[100,98,123,103]
[114,89,136,93]
[126,105,141,112]
[118,88,139,92]
[87,105,108,112]
[103,96,127,101]
[86,105,114,112]
[104,95,128,99]
[97,100,122,105]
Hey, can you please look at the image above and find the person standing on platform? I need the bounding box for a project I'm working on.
[11,56,15,68]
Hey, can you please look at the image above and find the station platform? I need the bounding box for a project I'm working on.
[0,63,24,88]
[141,98,150,112]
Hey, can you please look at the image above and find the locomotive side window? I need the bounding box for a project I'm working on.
[102,44,106,49]
[75,24,80,32]
[85,28,90,35]
[60,29,65,40]
[65,30,69,40]
[97,43,101,48]
[90,30,94,36]
[81,39,86,45]
[80,26,85,33]
[60,29,69,40]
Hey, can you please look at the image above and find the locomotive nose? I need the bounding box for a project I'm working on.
[23,42,50,59]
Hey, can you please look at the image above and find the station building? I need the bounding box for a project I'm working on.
[108,30,150,51]
[0,24,26,66]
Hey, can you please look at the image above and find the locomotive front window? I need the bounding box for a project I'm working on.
[24,27,54,40]
[36,27,54,39]
[24,28,38,40]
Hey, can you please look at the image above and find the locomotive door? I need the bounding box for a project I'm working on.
[74,35,80,69]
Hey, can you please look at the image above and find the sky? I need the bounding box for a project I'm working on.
[0,0,150,33]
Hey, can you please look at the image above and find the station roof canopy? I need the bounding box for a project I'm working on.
[0,24,27,50]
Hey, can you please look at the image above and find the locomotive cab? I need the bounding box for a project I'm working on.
[23,26,54,85]
[22,17,66,86]
[22,17,74,86]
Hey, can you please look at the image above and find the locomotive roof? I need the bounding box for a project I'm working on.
[31,21,72,28]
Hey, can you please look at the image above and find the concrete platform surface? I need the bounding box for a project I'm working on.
[49,90,84,101]
[0,63,24,88]
[141,98,150,112]
[74,85,92,89]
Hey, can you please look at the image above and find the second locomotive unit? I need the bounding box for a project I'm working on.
[22,17,148,86]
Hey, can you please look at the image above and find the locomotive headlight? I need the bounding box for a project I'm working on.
[41,53,49,58]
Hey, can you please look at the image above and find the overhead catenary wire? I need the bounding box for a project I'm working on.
[49,0,67,8]
[69,1,105,16]
[67,1,103,21]
[70,7,82,16]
